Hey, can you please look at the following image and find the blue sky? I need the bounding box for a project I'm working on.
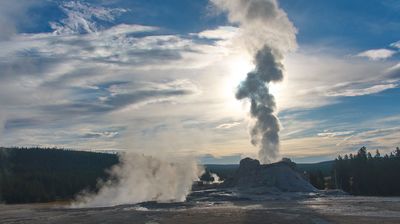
[0,0,399,164]
[281,0,400,49]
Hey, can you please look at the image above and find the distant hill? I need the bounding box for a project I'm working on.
[0,147,119,204]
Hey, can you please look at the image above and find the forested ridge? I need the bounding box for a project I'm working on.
[334,146,400,196]
[2,146,400,204]
[0,147,119,203]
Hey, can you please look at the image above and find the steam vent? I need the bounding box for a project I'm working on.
[230,158,316,193]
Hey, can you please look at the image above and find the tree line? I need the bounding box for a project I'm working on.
[333,146,400,196]
[2,146,400,203]
[0,147,119,203]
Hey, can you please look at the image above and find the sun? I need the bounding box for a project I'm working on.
[220,55,254,117]
[218,54,285,116]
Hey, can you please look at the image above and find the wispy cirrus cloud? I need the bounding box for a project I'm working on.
[356,48,397,61]
[354,39,400,61]
[276,50,400,110]
[50,1,128,34]
[317,131,354,138]
[195,26,238,40]
[0,1,242,152]
[325,83,398,97]
[390,40,400,49]
[215,121,241,129]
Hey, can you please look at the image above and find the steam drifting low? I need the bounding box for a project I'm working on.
[211,0,297,164]
[72,153,201,208]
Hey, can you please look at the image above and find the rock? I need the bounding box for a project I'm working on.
[232,158,316,193]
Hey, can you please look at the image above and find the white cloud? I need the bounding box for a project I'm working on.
[215,121,241,129]
[279,113,322,139]
[0,1,246,153]
[2,22,398,157]
[356,48,396,60]
[50,1,128,35]
[196,26,238,40]
[81,131,119,138]
[281,136,347,158]
[336,127,400,152]
[390,40,400,49]
[387,62,400,78]
[275,50,399,110]
[326,83,398,97]
[102,24,158,35]
[377,114,400,124]
[281,126,400,159]
[317,131,354,137]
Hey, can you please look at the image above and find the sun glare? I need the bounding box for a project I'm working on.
[219,55,286,116]
[221,56,254,117]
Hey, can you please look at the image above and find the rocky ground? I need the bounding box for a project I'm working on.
[2,190,400,224]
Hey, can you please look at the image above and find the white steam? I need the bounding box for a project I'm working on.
[211,0,297,164]
[210,172,224,184]
[72,152,202,208]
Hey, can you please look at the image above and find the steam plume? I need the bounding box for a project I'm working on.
[210,172,224,184]
[72,153,202,207]
[211,0,297,163]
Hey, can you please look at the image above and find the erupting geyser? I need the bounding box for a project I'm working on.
[236,47,283,164]
[211,0,297,163]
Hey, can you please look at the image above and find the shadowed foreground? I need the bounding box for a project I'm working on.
[1,196,400,224]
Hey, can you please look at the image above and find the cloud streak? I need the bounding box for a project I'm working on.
[216,121,241,129]
[326,83,398,97]
[50,1,128,35]
[356,48,397,61]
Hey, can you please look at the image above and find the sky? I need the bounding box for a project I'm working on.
[0,0,399,163]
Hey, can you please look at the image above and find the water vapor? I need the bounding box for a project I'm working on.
[0,111,5,139]
[210,172,224,184]
[211,0,297,163]
[72,152,202,208]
